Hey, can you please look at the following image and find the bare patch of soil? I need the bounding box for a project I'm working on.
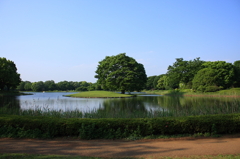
[1,135,240,158]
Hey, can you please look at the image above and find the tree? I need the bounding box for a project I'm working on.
[72,81,80,90]
[192,61,235,92]
[153,75,162,90]
[44,80,56,91]
[202,61,235,89]
[57,81,69,91]
[146,76,157,90]
[166,57,204,89]
[17,81,26,91]
[24,81,32,91]
[166,58,186,89]
[157,75,167,90]
[192,68,219,92]
[31,81,44,92]
[233,60,240,87]
[183,58,205,88]
[95,53,147,94]
[76,81,90,91]
[0,57,21,90]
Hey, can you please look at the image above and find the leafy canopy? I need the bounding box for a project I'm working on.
[0,57,21,90]
[95,53,147,94]
[192,68,218,92]
[166,57,204,89]
[202,61,235,88]
[233,60,240,87]
[192,61,235,92]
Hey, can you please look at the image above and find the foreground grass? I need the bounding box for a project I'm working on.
[145,88,240,96]
[66,91,134,98]
[0,154,240,159]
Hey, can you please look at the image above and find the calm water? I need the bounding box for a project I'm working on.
[3,92,164,112]
[1,92,240,117]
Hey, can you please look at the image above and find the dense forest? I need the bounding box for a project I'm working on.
[17,80,102,92]
[17,58,240,92]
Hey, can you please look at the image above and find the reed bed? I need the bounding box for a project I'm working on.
[1,97,240,118]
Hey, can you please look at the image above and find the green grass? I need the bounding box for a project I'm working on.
[66,91,134,98]
[0,154,240,159]
[0,91,30,96]
[145,88,240,96]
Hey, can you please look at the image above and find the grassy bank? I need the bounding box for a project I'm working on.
[66,91,134,98]
[0,91,31,96]
[145,88,240,97]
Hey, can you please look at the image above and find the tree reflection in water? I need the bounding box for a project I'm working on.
[1,93,240,118]
[0,95,20,114]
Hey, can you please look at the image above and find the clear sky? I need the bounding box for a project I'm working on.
[1,0,240,83]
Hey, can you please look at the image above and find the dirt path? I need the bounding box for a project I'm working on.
[1,135,240,158]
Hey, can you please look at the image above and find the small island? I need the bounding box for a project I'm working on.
[65,91,134,98]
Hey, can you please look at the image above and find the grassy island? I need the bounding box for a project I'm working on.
[66,91,134,98]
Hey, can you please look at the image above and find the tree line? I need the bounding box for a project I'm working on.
[146,58,240,92]
[17,80,102,92]
[1,56,240,93]
[18,53,147,93]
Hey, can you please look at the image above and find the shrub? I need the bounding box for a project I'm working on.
[0,114,239,139]
[205,86,220,92]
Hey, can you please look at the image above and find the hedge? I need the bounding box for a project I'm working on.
[0,114,239,139]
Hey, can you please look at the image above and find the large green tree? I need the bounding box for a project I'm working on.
[192,68,218,92]
[233,60,240,87]
[146,76,157,90]
[157,75,167,90]
[166,57,204,89]
[57,81,70,91]
[31,81,45,92]
[202,61,235,89]
[24,81,32,91]
[95,53,147,94]
[153,75,162,89]
[0,57,21,90]
[192,61,235,92]
[17,81,26,91]
[44,80,56,91]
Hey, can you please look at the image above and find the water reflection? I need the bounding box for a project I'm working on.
[157,96,240,116]
[1,92,240,117]
[17,92,106,112]
[0,95,20,109]
[15,92,164,113]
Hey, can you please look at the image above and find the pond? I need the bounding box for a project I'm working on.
[1,92,240,118]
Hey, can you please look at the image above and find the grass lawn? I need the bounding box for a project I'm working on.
[145,88,240,96]
[65,91,134,98]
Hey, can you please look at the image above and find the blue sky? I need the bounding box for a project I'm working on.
[1,0,240,83]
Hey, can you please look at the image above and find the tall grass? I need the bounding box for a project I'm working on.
[1,98,240,118]
[1,91,240,119]
[146,88,240,96]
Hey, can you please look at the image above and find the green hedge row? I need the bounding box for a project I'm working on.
[0,114,240,139]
